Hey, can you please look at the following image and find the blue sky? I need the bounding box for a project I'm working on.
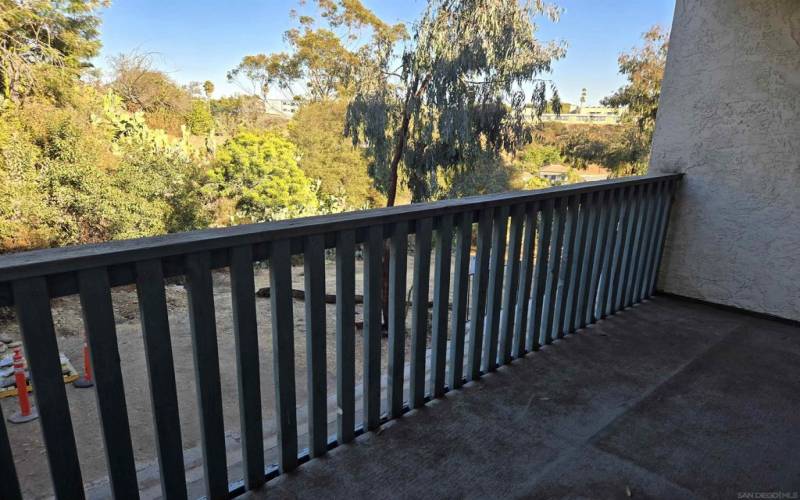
[95,0,675,105]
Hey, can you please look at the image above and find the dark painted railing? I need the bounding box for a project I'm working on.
[0,173,681,499]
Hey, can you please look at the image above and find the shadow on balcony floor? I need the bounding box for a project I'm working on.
[243,296,800,500]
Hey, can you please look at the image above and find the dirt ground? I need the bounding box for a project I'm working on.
[0,254,444,499]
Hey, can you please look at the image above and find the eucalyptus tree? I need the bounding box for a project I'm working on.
[345,0,566,206]
[602,25,669,175]
[602,25,668,140]
[228,0,405,102]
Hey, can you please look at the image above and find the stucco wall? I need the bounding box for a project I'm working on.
[650,0,800,321]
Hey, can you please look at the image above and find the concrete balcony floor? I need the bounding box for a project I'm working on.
[244,296,800,500]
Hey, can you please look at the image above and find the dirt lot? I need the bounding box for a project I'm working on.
[0,255,439,499]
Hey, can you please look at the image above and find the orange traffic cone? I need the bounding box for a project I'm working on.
[73,340,94,389]
[7,347,38,424]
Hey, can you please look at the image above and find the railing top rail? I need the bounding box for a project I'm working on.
[0,174,681,284]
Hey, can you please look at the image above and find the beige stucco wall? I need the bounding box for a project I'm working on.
[650,0,800,321]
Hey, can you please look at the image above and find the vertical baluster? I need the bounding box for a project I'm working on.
[632,184,658,304]
[467,209,493,380]
[78,268,139,498]
[229,246,265,490]
[410,218,433,407]
[184,252,228,498]
[335,230,356,444]
[363,225,383,429]
[648,179,678,296]
[12,277,84,499]
[304,235,327,457]
[499,204,524,364]
[387,222,408,418]
[0,405,21,500]
[448,211,473,389]
[585,193,609,325]
[483,205,509,371]
[640,182,666,300]
[577,191,603,329]
[135,260,187,499]
[512,202,538,359]
[596,189,621,320]
[527,200,553,351]
[541,198,566,345]
[605,187,631,316]
[615,185,640,311]
[269,240,298,471]
[555,195,579,338]
[431,215,453,398]
[624,185,649,308]
[567,193,592,333]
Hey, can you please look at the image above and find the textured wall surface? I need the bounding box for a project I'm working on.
[650,0,800,321]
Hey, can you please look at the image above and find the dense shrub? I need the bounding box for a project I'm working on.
[205,130,317,224]
[0,89,210,252]
[288,100,383,209]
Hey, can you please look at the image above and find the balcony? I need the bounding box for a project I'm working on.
[1,172,798,499]
[243,295,800,499]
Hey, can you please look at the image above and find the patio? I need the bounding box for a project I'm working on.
[244,296,800,499]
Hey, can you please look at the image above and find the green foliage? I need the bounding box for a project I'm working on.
[227,53,300,101]
[287,99,383,209]
[0,88,209,252]
[0,107,60,248]
[600,26,668,175]
[0,96,161,248]
[186,99,215,135]
[522,175,552,190]
[516,143,563,172]
[565,167,583,184]
[108,52,193,134]
[202,80,215,98]
[97,93,210,232]
[602,26,668,137]
[0,0,107,101]
[532,122,647,177]
[2,0,666,258]
[345,0,566,204]
[228,0,405,102]
[206,131,317,223]
[440,152,513,199]
[210,95,284,135]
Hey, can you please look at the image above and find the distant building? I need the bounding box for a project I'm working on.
[538,163,611,184]
[264,98,300,117]
[528,105,622,125]
[539,164,571,183]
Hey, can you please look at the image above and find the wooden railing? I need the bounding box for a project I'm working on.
[0,173,681,499]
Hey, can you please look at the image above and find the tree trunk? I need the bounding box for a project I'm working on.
[380,80,418,329]
[386,101,412,208]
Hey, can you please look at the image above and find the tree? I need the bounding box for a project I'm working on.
[228,0,405,102]
[210,94,282,135]
[287,99,383,209]
[0,0,107,101]
[345,0,566,207]
[603,25,667,136]
[202,80,215,98]
[108,52,191,114]
[441,152,513,199]
[516,143,563,173]
[205,131,317,223]
[227,52,300,102]
[107,52,194,134]
[601,25,668,174]
[186,99,214,135]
